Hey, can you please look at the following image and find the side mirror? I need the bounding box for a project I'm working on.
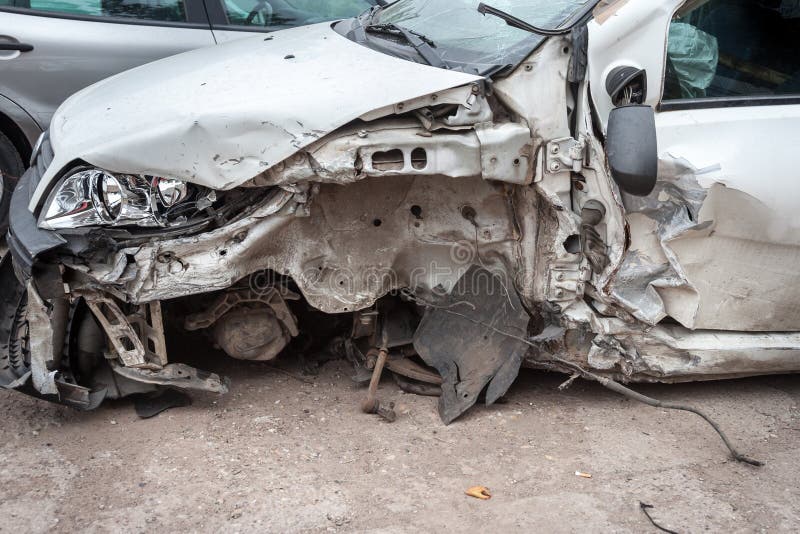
[605,105,658,196]
[605,66,647,106]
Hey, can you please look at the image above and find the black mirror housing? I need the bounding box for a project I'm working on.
[606,105,658,196]
[606,65,647,106]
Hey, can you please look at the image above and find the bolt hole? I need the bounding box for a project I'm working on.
[219,249,228,257]
[372,149,404,171]
[563,46,570,54]
[410,147,427,170]
[339,280,345,285]
[414,221,421,228]
[513,158,521,166]
[564,234,581,253]
[410,205,423,219]
[461,205,477,225]
[373,219,382,227]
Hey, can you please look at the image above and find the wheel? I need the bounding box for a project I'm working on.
[0,256,30,388]
[0,257,106,405]
[0,130,25,233]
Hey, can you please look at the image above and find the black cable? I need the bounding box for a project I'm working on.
[640,502,679,534]
[405,291,764,467]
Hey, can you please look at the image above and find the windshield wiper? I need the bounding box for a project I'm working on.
[365,23,449,69]
[477,2,578,36]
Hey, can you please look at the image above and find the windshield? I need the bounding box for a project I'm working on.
[371,0,595,74]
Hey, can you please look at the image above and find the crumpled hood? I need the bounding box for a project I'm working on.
[32,22,480,207]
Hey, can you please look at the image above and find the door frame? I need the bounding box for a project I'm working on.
[0,0,212,28]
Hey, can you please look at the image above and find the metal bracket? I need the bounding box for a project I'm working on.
[85,296,168,369]
[111,361,229,394]
[545,137,589,174]
[547,259,591,303]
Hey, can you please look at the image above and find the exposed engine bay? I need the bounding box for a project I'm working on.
[4,3,800,431]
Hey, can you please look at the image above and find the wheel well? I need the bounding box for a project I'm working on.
[0,112,33,166]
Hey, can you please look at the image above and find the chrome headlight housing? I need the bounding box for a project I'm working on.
[39,168,194,230]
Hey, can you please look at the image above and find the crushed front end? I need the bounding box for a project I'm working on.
[7,1,800,423]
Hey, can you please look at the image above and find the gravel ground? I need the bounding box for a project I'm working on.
[1,354,799,533]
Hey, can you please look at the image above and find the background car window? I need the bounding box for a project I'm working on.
[664,0,800,100]
[222,0,370,28]
[0,0,187,21]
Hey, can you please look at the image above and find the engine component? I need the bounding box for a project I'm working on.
[185,287,300,361]
[213,306,290,361]
[361,346,396,423]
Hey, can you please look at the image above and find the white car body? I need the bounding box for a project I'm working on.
[6,0,800,420]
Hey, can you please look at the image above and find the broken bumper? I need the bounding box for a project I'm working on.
[7,146,66,281]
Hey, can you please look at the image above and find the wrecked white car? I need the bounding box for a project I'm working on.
[4,0,800,430]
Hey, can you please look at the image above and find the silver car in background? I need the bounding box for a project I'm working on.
[0,0,376,229]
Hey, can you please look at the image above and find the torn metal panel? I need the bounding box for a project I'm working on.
[613,104,800,331]
[529,303,800,382]
[31,23,481,208]
[111,362,229,394]
[494,37,573,146]
[243,120,533,188]
[70,175,520,315]
[666,185,800,331]
[607,155,708,327]
[413,266,530,424]
[358,85,475,123]
[588,326,800,382]
[26,280,60,396]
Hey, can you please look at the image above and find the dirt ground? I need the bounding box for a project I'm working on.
[1,352,799,533]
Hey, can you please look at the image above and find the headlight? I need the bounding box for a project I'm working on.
[39,168,197,230]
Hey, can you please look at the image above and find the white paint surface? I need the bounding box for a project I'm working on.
[32,22,480,208]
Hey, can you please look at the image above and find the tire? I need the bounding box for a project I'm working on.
[0,130,25,234]
[0,256,30,387]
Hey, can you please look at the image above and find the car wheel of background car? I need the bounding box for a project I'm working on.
[0,131,25,233]
[0,257,31,387]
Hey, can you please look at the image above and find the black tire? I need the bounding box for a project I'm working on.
[0,256,30,387]
[0,130,25,233]
[0,257,109,407]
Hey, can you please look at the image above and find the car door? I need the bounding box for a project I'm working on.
[205,0,375,43]
[588,0,800,332]
[0,0,215,130]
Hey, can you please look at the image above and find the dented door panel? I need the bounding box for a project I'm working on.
[646,106,800,330]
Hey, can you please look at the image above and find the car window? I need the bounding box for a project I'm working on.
[0,0,187,21]
[663,0,800,100]
[221,0,370,28]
